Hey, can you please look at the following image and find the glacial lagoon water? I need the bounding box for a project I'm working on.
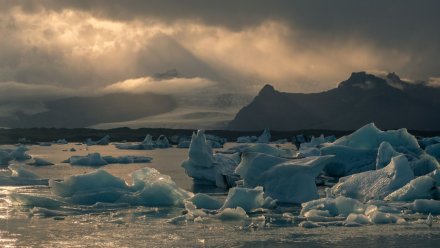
[1,143,440,247]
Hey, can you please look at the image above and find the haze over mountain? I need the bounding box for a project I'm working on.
[229,72,440,131]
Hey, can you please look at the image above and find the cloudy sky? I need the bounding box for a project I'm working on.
[0,0,439,123]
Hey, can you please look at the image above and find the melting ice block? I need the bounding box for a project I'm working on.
[413,199,440,215]
[331,155,414,201]
[115,134,155,150]
[190,193,222,210]
[236,153,334,203]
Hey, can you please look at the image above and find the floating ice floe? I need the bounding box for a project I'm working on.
[85,135,110,146]
[189,193,222,210]
[64,153,152,166]
[181,130,239,188]
[12,168,193,207]
[331,155,414,201]
[236,153,334,203]
[115,134,155,150]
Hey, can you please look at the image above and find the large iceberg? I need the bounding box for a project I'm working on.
[320,124,421,177]
[46,168,193,206]
[331,155,414,201]
[236,153,334,203]
[331,123,420,152]
[181,130,239,188]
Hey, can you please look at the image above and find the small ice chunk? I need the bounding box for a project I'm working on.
[190,193,222,210]
[216,207,248,220]
[298,221,321,228]
[346,213,370,225]
[221,186,267,213]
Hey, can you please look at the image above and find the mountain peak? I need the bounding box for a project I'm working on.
[258,84,277,95]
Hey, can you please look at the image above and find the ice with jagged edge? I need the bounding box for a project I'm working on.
[181,130,239,188]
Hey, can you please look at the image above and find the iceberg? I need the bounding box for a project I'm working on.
[65,153,152,166]
[257,128,271,143]
[384,175,437,201]
[331,123,420,152]
[376,142,401,169]
[426,143,440,160]
[410,154,439,176]
[236,153,334,203]
[331,155,414,201]
[154,135,171,148]
[0,165,48,186]
[0,146,32,166]
[190,193,222,210]
[321,145,377,177]
[413,199,440,215]
[86,135,110,146]
[181,130,239,188]
[237,136,257,143]
[115,134,155,150]
[48,168,193,206]
[419,136,440,149]
[300,196,365,217]
[220,186,271,212]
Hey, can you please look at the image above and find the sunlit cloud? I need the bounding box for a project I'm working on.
[103,76,217,95]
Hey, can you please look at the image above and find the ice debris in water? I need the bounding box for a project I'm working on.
[181,130,239,188]
[64,153,152,166]
[235,153,334,203]
[43,168,192,206]
[215,207,248,221]
[331,155,414,201]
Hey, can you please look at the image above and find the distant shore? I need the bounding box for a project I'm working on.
[1,127,439,145]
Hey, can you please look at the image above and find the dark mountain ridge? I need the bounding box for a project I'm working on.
[229,72,440,131]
